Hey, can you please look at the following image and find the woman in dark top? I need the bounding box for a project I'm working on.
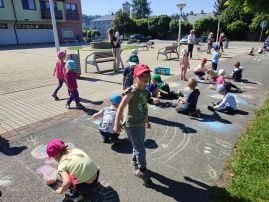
[108,28,121,72]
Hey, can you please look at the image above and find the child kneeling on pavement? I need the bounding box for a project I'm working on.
[93,94,122,143]
[44,139,99,201]
[176,78,200,116]
[208,84,237,114]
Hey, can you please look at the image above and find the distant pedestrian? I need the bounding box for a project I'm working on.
[179,49,190,81]
[93,94,122,144]
[123,49,139,90]
[207,32,214,54]
[219,33,225,53]
[108,28,121,72]
[65,60,84,109]
[212,45,221,70]
[187,30,196,59]
[52,51,66,101]
[114,64,153,187]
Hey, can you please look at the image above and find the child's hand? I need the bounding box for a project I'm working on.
[55,187,62,194]
[146,121,151,129]
[113,124,121,134]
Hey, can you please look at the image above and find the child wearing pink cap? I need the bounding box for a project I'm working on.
[52,51,66,101]
[44,139,99,200]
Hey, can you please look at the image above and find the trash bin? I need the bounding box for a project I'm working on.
[224,39,229,49]
[66,50,81,77]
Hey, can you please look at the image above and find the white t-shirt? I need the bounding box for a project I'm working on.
[188,35,196,44]
[99,106,117,133]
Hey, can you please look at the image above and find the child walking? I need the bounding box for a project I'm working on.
[44,139,99,201]
[212,45,221,70]
[65,60,84,109]
[123,49,139,90]
[208,84,237,114]
[113,64,153,187]
[179,49,190,81]
[52,51,66,101]
[176,78,200,116]
[93,94,122,143]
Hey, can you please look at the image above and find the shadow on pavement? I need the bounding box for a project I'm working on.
[149,116,197,134]
[80,98,104,105]
[240,79,260,84]
[236,110,249,115]
[0,136,27,156]
[191,113,232,124]
[111,138,132,154]
[145,138,158,149]
[79,76,122,85]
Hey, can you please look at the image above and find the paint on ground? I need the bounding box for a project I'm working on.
[0,175,12,186]
[210,93,248,105]
[242,85,259,90]
[203,120,227,130]
[36,165,57,178]
[169,82,182,88]
[240,94,255,99]
[196,142,221,159]
[92,119,101,126]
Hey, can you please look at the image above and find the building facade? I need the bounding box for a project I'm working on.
[0,0,82,45]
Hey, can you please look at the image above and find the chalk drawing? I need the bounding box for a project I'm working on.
[216,139,232,149]
[242,85,259,90]
[93,119,101,126]
[196,142,222,159]
[210,93,223,100]
[0,175,12,186]
[240,94,255,99]
[148,105,159,111]
[204,146,212,154]
[210,93,248,105]
[206,165,221,181]
[36,165,57,178]
[169,82,182,88]
[45,158,57,165]
[18,135,43,149]
[161,144,168,148]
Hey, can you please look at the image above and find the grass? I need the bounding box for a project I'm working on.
[210,97,269,202]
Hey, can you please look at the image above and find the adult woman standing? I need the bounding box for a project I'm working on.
[108,28,121,72]
[219,33,225,53]
[207,32,214,54]
[187,30,196,59]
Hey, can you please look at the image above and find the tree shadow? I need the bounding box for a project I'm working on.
[149,116,197,134]
[0,136,27,156]
[111,138,133,154]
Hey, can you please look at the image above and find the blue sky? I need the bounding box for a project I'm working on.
[81,0,216,16]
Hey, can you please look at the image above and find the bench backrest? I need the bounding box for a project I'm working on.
[165,46,178,52]
[94,51,113,59]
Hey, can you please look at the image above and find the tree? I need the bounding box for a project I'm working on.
[214,0,228,14]
[135,18,151,36]
[91,30,101,39]
[194,17,218,35]
[148,15,171,37]
[131,0,151,19]
[227,20,248,39]
[227,0,269,14]
[169,19,193,36]
[113,10,137,35]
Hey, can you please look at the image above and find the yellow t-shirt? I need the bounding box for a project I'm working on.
[58,148,99,184]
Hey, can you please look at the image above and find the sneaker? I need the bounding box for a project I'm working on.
[52,94,59,101]
[110,137,122,144]
[134,169,153,187]
[76,103,85,109]
[132,160,138,170]
[102,138,110,144]
[65,103,71,109]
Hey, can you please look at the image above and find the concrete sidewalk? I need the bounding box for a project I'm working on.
[0,50,268,201]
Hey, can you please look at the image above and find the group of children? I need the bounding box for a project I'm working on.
[47,45,245,200]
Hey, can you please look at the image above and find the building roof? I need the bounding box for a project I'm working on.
[185,13,215,24]
[91,14,115,22]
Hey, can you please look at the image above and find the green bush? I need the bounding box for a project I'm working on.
[113,10,137,35]
[194,17,218,35]
[86,30,92,39]
[148,15,171,38]
[227,20,248,39]
[91,30,101,39]
[169,19,193,36]
[135,18,151,36]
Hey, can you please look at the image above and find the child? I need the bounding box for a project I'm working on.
[208,84,237,114]
[123,49,139,90]
[179,49,190,81]
[194,58,208,80]
[217,69,241,92]
[65,60,84,109]
[248,47,254,56]
[52,51,66,101]
[206,69,218,81]
[230,61,243,82]
[44,139,99,201]
[176,78,200,116]
[212,45,221,70]
[93,94,122,143]
[113,64,153,187]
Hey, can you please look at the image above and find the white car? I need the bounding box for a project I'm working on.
[180,35,188,44]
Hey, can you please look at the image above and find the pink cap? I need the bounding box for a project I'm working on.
[134,64,151,76]
[57,51,66,58]
[201,58,207,63]
[46,139,68,158]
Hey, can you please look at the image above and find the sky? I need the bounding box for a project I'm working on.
[81,0,216,16]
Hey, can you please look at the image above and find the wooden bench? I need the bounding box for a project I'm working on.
[157,45,179,60]
[85,50,124,73]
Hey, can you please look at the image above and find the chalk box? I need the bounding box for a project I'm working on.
[154,67,170,75]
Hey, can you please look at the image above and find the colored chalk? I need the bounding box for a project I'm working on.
[36,165,57,178]
[31,144,47,159]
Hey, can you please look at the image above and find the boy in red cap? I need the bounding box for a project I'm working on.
[44,139,99,201]
[114,64,153,187]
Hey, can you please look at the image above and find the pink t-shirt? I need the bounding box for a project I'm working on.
[54,60,66,80]
[194,64,206,73]
[65,71,78,91]
[216,76,225,85]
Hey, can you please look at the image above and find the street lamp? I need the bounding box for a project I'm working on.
[177,3,186,50]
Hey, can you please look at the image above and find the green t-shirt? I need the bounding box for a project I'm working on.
[58,148,99,184]
[124,86,149,128]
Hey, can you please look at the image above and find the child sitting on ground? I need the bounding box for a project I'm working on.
[206,69,218,81]
[217,69,241,92]
[123,49,140,90]
[208,84,237,114]
[44,139,99,201]
[230,61,243,82]
[179,49,190,81]
[93,94,122,143]
[194,58,208,80]
[52,51,66,101]
[175,78,200,116]
[65,60,84,109]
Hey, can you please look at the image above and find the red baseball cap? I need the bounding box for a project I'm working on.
[134,64,152,76]
[46,139,68,159]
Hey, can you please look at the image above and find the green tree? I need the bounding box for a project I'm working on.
[194,17,218,35]
[227,20,248,39]
[131,0,151,19]
[113,10,137,35]
[214,0,228,14]
[227,0,269,14]
[169,19,193,36]
[91,30,101,39]
[148,15,171,37]
[135,18,150,36]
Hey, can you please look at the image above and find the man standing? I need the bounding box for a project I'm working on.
[187,30,196,59]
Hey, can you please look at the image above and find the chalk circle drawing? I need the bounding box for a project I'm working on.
[36,165,57,178]
[196,141,231,160]
[31,142,75,159]
[206,165,221,181]
[210,93,248,105]
[0,175,12,186]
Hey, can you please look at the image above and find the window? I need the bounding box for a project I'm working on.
[40,1,57,10]
[0,0,4,8]
[21,0,36,10]
[66,3,77,11]
[0,23,8,29]
[15,24,52,29]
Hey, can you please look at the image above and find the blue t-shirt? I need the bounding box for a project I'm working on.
[212,51,220,63]
[123,67,134,88]
[181,89,200,111]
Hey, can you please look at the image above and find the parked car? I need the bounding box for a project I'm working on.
[128,34,149,43]
[180,35,188,44]
[197,35,208,43]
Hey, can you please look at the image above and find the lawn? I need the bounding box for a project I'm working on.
[210,97,269,201]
